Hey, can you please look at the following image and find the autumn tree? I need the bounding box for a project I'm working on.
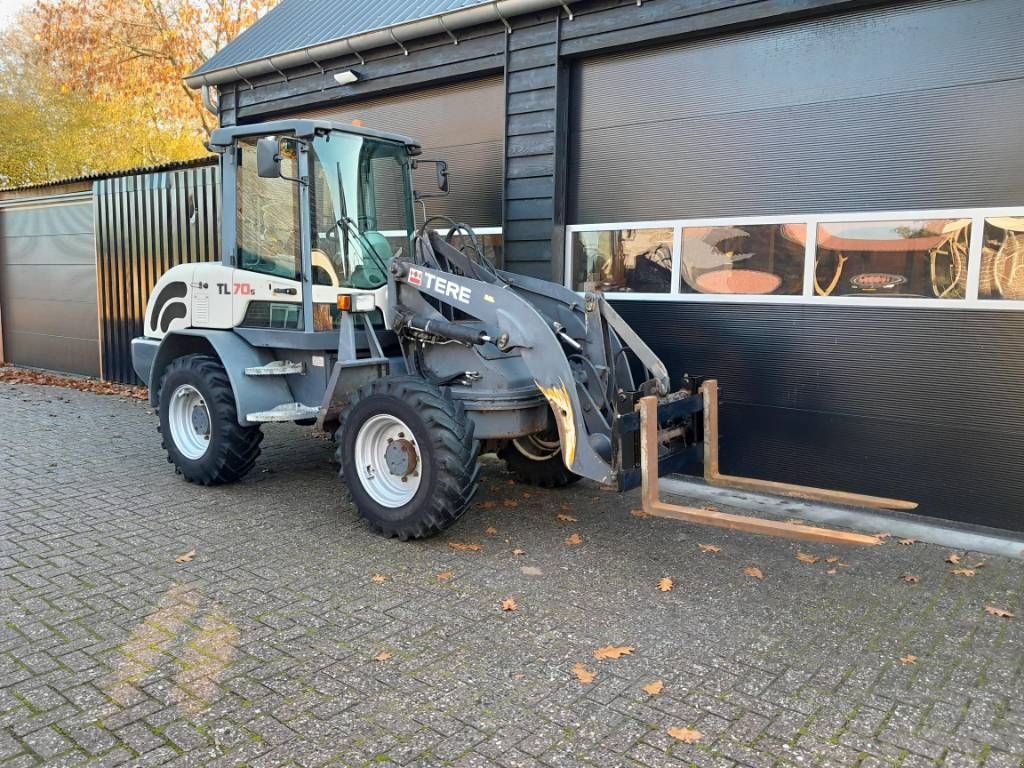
[0,0,274,186]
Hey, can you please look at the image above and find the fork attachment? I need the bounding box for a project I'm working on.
[637,379,917,545]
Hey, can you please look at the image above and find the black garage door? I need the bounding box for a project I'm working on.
[0,196,101,377]
[297,77,504,228]
[568,0,1024,530]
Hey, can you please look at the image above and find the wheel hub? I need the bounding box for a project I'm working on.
[385,438,418,477]
[190,404,211,436]
[168,384,211,460]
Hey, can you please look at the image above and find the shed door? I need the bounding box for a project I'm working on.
[570,0,1024,223]
[0,197,100,377]
[296,77,504,228]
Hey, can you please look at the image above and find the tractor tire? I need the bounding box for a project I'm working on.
[499,432,581,489]
[337,376,480,540]
[157,354,263,485]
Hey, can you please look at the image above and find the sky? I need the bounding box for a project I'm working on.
[0,0,33,30]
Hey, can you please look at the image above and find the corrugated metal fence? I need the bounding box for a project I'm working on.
[94,162,219,383]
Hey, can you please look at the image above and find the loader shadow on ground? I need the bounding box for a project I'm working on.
[1,381,1023,768]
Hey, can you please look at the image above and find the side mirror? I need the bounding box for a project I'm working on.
[436,160,449,193]
[256,136,281,179]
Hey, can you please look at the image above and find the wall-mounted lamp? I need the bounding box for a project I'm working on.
[333,70,359,86]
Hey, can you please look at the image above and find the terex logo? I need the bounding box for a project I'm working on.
[408,267,472,305]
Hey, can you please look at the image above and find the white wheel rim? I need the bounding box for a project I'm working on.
[354,413,422,508]
[513,433,561,462]
[168,384,212,460]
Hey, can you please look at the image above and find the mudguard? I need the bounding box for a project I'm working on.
[149,330,294,426]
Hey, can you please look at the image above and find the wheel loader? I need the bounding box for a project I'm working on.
[132,119,914,544]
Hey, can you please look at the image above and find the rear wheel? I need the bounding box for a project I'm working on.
[499,431,580,489]
[337,376,480,540]
[158,354,263,485]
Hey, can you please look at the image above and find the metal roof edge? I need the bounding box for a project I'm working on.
[186,0,563,89]
[0,156,217,195]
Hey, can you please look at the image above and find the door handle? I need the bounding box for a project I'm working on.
[272,287,297,295]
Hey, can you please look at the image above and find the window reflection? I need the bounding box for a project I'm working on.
[814,219,971,298]
[979,217,1024,300]
[571,228,673,292]
[680,224,804,295]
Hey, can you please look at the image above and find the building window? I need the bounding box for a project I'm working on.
[680,223,804,295]
[814,218,972,299]
[571,227,673,292]
[979,217,1024,300]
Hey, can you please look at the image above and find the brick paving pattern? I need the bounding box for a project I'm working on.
[1,381,1023,767]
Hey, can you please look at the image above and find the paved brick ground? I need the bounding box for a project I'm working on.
[2,381,1024,768]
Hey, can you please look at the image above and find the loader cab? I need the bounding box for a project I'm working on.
[213,119,423,339]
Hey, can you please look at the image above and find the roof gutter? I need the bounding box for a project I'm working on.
[185,0,569,89]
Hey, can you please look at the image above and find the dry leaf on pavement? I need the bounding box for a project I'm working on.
[642,680,664,696]
[448,541,482,552]
[951,568,976,577]
[565,533,583,546]
[826,556,841,564]
[874,532,892,541]
[667,727,703,744]
[374,651,392,662]
[984,605,1014,618]
[501,598,518,612]
[175,550,196,563]
[796,552,820,564]
[594,645,634,660]
[903,574,920,584]
[946,553,962,564]
[371,574,387,583]
[572,663,596,684]
[436,570,454,581]
[898,538,917,546]
[485,526,498,535]
[826,568,838,575]
[503,499,519,508]
[900,654,917,665]
[698,543,721,554]
[744,565,764,580]
[480,500,497,510]
[657,577,674,593]
[512,548,526,556]
[557,513,578,522]
[630,508,651,519]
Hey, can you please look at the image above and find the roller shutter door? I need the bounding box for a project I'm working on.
[570,0,1024,223]
[0,197,100,377]
[296,77,504,227]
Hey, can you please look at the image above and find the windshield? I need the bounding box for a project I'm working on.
[309,132,414,289]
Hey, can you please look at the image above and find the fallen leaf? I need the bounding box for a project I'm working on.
[565,533,583,546]
[436,570,454,581]
[594,645,634,660]
[448,541,483,552]
[796,552,820,564]
[826,568,838,575]
[175,550,196,564]
[903,574,921,584]
[826,556,841,564]
[370,574,387,583]
[480,500,497,510]
[874,532,892,541]
[557,513,578,522]
[698,543,721,554]
[374,651,392,662]
[500,598,518,612]
[744,565,764,580]
[503,499,519,508]
[485,526,498,536]
[0,365,147,400]
[512,548,526,556]
[786,518,807,526]
[900,654,917,665]
[667,727,703,744]
[945,553,962,564]
[629,508,651,519]
[951,568,976,577]
[898,538,917,546]
[642,680,664,696]
[572,663,596,684]
[657,577,674,593]
[984,605,1014,619]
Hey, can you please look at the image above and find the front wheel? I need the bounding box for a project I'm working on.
[337,376,480,540]
[158,354,263,485]
[499,431,581,489]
